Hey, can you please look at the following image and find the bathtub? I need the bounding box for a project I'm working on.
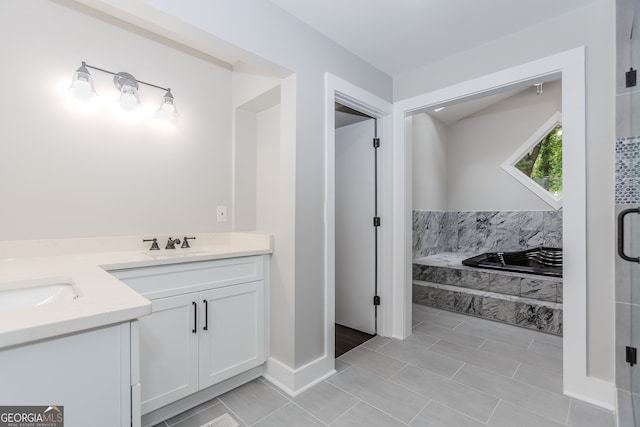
[461,247,562,278]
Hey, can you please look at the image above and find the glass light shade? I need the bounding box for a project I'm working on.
[157,89,177,121]
[118,83,140,111]
[68,62,97,100]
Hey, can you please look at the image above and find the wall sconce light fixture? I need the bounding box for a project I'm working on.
[68,61,177,121]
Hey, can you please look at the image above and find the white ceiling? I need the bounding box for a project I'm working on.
[269,0,601,76]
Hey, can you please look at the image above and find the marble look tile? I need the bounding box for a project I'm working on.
[543,230,563,248]
[327,365,429,423]
[412,283,430,304]
[218,379,289,426]
[412,264,430,281]
[493,211,521,228]
[438,266,463,286]
[543,210,563,233]
[457,211,477,228]
[453,364,570,424]
[293,382,358,425]
[481,295,516,323]
[518,211,544,232]
[520,277,557,302]
[338,346,406,379]
[332,402,407,427]
[414,285,455,311]
[515,302,562,335]
[488,400,565,427]
[253,403,323,427]
[410,401,486,427]
[557,283,564,303]
[377,340,464,378]
[461,271,520,296]
[519,229,544,249]
[495,228,521,252]
[567,399,616,427]
[453,292,482,316]
[391,364,498,423]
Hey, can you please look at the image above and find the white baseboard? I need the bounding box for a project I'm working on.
[564,376,616,411]
[264,355,335,397]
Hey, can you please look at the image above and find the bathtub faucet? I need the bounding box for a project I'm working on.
[497,252,506,266]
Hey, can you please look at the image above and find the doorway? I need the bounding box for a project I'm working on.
[334,103,377,356]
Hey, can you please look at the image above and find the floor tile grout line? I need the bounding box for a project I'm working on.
[166,399,221,427]
[485,398,502,426]
[511,362,522,379]
[527,337,535,350]
[259,376,295,401]
[565,398,573,426]
[327,398,362,427]
[326,379,413,426]
[288,399,332,426]
[406,398,432,425]
[476,338,488,350]
[448,363,570,405]
[450,361,467,379]
[218,399,250,427]
[246,401,297,427]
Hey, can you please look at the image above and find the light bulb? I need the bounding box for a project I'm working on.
[68,62,97,101]
[157,89,177,121]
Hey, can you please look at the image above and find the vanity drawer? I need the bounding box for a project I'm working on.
[110,256,263,299]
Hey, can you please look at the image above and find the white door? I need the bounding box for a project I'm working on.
[138,294,199,414]
[335,118,377,334]
[199,281,265,388]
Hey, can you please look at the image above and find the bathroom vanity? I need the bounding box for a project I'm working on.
[0,233,271,427]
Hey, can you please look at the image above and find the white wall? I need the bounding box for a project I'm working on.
[0,0,233,240]
[412,113,448,210]
[446,80,561,211]
[396,0,615,382]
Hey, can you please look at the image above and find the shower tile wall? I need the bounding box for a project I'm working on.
[413,210,563,259]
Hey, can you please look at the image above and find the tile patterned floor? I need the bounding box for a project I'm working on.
[153,304,615,427]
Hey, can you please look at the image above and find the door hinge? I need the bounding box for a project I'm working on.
[373,295,380,306]
[627,346,637,366]
[627,68,637,88]
[373,217,381,227]
[373,138,380,149]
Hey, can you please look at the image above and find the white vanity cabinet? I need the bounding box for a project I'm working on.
[110,255,267,415]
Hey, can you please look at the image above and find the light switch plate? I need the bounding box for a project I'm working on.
[217,206,227,222]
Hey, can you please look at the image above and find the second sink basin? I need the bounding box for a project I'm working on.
[0,278,80,311]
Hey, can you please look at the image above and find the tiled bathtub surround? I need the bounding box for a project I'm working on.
[413,210,562,258]
[413,254,563,335]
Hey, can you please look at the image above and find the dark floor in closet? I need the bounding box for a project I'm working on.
[335,324,375,357]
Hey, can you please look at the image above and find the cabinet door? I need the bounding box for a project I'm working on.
[139,293,199,414]
[199,281,265,389]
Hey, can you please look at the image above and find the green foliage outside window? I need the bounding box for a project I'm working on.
[514,125,562,194]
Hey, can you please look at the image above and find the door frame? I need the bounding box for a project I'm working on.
[393,46,615,409]
[324,74,393,367]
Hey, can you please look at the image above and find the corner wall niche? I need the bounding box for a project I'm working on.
[501,111,563,210]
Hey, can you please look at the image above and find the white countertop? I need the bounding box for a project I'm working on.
[0,233,272,349]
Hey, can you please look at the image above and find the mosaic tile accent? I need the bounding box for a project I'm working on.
[413,210,563,258]
[616,136,640,204]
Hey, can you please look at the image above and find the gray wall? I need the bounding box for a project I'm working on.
[396,0,615,383]
[446,81,562,211]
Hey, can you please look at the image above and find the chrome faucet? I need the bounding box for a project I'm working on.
[165,237,181,249]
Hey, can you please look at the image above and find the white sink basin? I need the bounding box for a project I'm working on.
[0,278,80,311]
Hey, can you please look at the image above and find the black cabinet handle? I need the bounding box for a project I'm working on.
[618,207,640,263]
[203,299,208,331]
[192,301,197,333]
